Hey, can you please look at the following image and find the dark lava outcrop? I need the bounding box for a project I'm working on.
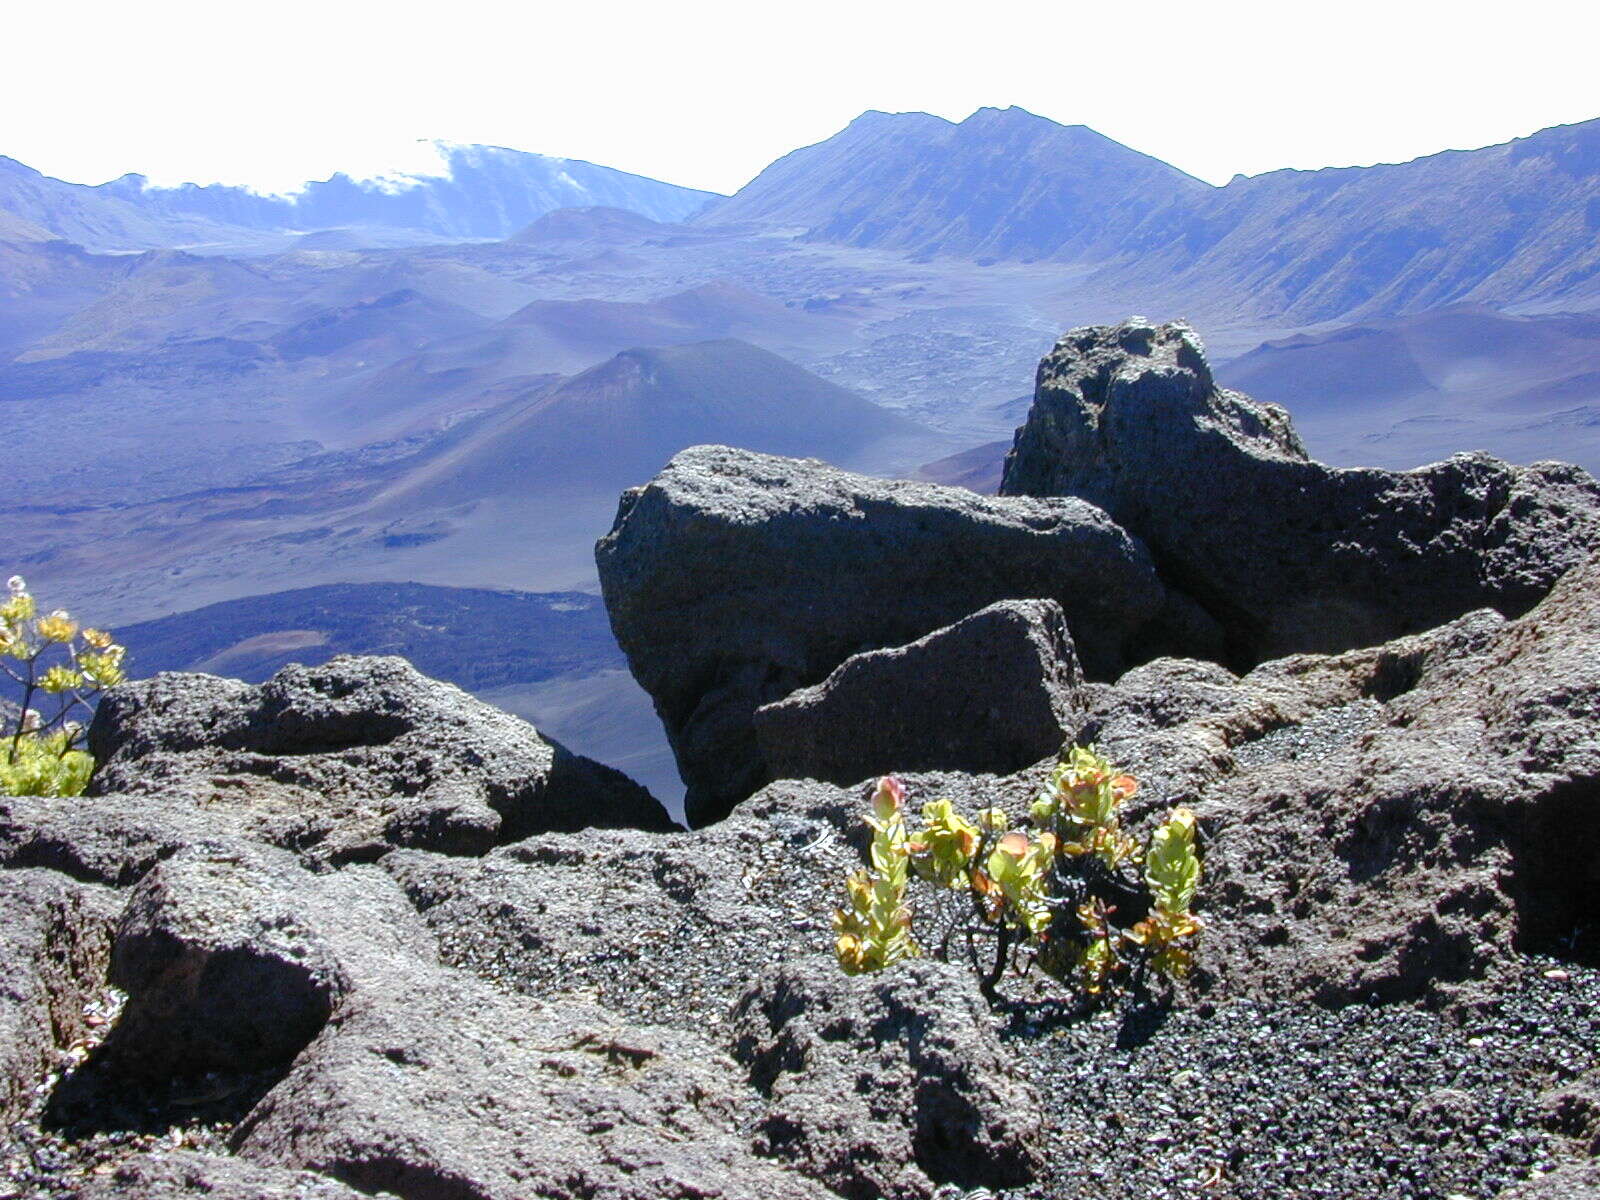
[88,654,677,858]
[0,870,113,1124]
[731,956,1044,1199]
[753,598,1082,787]
[5,562,1600,1197]
[1001,318,1600,665]
[597,444,1165,825]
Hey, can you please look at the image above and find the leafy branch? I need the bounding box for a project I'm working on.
[831,746,1204,1004]
[1,575,127,796]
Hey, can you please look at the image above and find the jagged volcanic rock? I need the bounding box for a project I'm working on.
[7,549,1600,1195]
[597,444,1166,825]
[87,655,676,859]
[0,870,113,1124]
[1193,550,1600,1005]
[731,955,1044,1198]
[1000,318,1600,665]
[753,598,1083,787]
[105,843,419,1078]
[74,1151,388,1199]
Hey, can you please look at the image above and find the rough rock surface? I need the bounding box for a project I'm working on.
[731,955,1043,1199]
[73,1151,388,1199]
[0,870,114,1124]
[88,655,677,860]
[0,790,247,886]
[105,843,429,1078]
[234,974,834,1200]
[753,598,1083,787]
[1542,1068,1600,1155]
[1496,1161,1600,1200]
[8,496,1600,1197]
[72,822,834,1200]
[597,444,1166,824]
[1000,318,1600,665]
[1191,552,1600,1006]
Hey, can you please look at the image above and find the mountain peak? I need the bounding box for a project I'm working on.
[702,105,1207,260]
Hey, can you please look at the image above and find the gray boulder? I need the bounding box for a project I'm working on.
[79,823,835,1200]
[753,598,1083,786]
[597,444,1166,825]
[234,973,834,1200]
[73,1152,388,1199]
[1181,552,1600,1005]
[0,869,114,1124]
[105,842,431,1078]
[730,955,1044,1199]
[1001,318,1600,665]
[88,655,676,862]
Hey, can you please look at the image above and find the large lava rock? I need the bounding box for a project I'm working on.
[1000,318,1600,665]
[105,842,428,1078]
[730,955,1044,1199]
[73,1151,387,1199]
[77,824,834,1199]
[753,598,1083,786]
[0,870,114,1124]
[88,655,676,860]
[1194,550,1600,1005]
[597,444,1165,825]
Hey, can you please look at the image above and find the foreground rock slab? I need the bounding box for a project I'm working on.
[88,654,676,861]
[0,870,113,1125]
[732,955,1044,1199]
[74,1151,388,1199]
[105,842,431,1078]
[1001,318,1600,665]
[754,598,1083,787]
[597,444,1165,824]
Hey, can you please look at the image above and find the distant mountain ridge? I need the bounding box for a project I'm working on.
[704,107,1600,319]
[0,143,720,252]
[700,106,1209,262]
[8,110,1599,319]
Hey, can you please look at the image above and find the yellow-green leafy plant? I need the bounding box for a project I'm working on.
[1,575,126,796]
[833,776,920,974]
[830,746,1203,1004]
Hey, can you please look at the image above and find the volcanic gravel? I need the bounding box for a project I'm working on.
[1,989,248,1200]
[995,956,1600,1200]
[7,739,1598,1198]
[1230,699,1385,771]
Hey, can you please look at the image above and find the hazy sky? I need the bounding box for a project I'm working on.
[7,0,1598,196]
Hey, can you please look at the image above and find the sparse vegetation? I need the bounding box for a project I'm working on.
[833,747,1202,1003]
[0,575,126,796]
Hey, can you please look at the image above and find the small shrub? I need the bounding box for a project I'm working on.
[0,575,126,797]
[831,747,1203,1003]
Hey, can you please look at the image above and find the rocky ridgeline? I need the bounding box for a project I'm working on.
[4,319,1600,1199]
[1001,319,1600,664]
[602,320,1600,825]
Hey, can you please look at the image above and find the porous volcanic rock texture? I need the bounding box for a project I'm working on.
[1000,318,1600,665]
[73,1150,388,1199]
[597,444,1165,825]
[87,654,677,859]
[753,598,1083,787]
[731,955,1045,1199]
[0,870,114,1125]
[8,556,1600,1198]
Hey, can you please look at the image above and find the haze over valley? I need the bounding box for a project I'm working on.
[6,105,1600,807]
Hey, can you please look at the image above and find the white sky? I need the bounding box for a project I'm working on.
[6,0,1598,196]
